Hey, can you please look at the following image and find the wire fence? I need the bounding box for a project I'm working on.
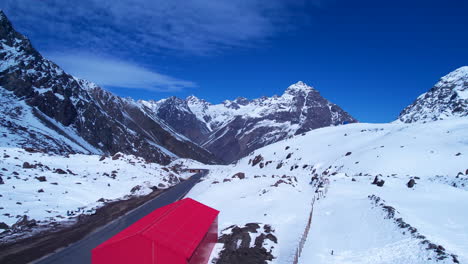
[291,196,315,264]
[290,176,329,264]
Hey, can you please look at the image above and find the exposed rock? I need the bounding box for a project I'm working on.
[232,172,246,180]
[216,223,277,264]
[0,222,9,230]
[271,180,286,187]
[53,168,67,174]
[22,162,35,169]
[24,147,41,153]
[130,185,142,193]
[12,215,37,230]
[407,179,416,188]
[35,176,47,182]
[112,153,123,160]
[251,155,264,167]
[371,175,385,187]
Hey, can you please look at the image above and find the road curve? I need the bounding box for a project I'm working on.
[34,170,207,264]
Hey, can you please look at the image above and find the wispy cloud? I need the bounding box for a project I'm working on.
[0,0,316,92]
[1,0,312,55]
[48,53,196,92]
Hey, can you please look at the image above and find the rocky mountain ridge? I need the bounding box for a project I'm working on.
[399,66,468,123]
[0,10,217,165]
[143,81,357,163]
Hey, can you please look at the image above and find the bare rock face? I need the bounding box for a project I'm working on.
[216,223,277,264]
[0,11,217,165]
[399,66,468,123]
[145,81,357,163]
[407,179,416,188]
[232,172,246,179]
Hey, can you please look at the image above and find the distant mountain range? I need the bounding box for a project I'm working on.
[142,81,357,162]
[1,10,466,165]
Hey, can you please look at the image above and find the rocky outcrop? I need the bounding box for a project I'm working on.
[215,223,277,264]
[399,66,468,123]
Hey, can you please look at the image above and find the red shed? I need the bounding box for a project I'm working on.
[92,198,219,264]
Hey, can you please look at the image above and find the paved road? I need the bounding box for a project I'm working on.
[34,170,207,264]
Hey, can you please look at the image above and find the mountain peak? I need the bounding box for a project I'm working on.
[284,81,315,95]
[186,95,200,102]
[186,95,209,106]
[439,66,468,84]
[0,10,14,36]
[0,10,6,21]
[398,66,468,123]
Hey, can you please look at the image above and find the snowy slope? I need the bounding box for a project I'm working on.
[399,66,468,123]
[185,118,468,264]
[0,88,100,154]
[0,148,182,241]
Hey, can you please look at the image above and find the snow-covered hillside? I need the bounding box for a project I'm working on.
[0,88,100,155]
[186,118,468,264]
[399,66,468,123]
[0,148,182,241]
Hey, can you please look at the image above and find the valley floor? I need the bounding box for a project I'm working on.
[1,118,467,264]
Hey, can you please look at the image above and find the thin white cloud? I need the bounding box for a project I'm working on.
[0,0,314,55]
[48,53,196,92]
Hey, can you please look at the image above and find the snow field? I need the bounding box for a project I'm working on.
[187,118,468,263]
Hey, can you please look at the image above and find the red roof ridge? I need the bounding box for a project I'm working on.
[94,198,219,260]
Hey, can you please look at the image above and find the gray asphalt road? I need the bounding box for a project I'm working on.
[34,170,207,264]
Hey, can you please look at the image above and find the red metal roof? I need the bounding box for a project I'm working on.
[93,198,219,261]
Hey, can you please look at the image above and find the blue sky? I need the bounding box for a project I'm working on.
[1,0,467,122]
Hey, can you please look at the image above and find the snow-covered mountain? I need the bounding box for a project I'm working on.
[143,81,357,163]
[0,11,216,165]
[184,118,468,264]
[399,66,468,123]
